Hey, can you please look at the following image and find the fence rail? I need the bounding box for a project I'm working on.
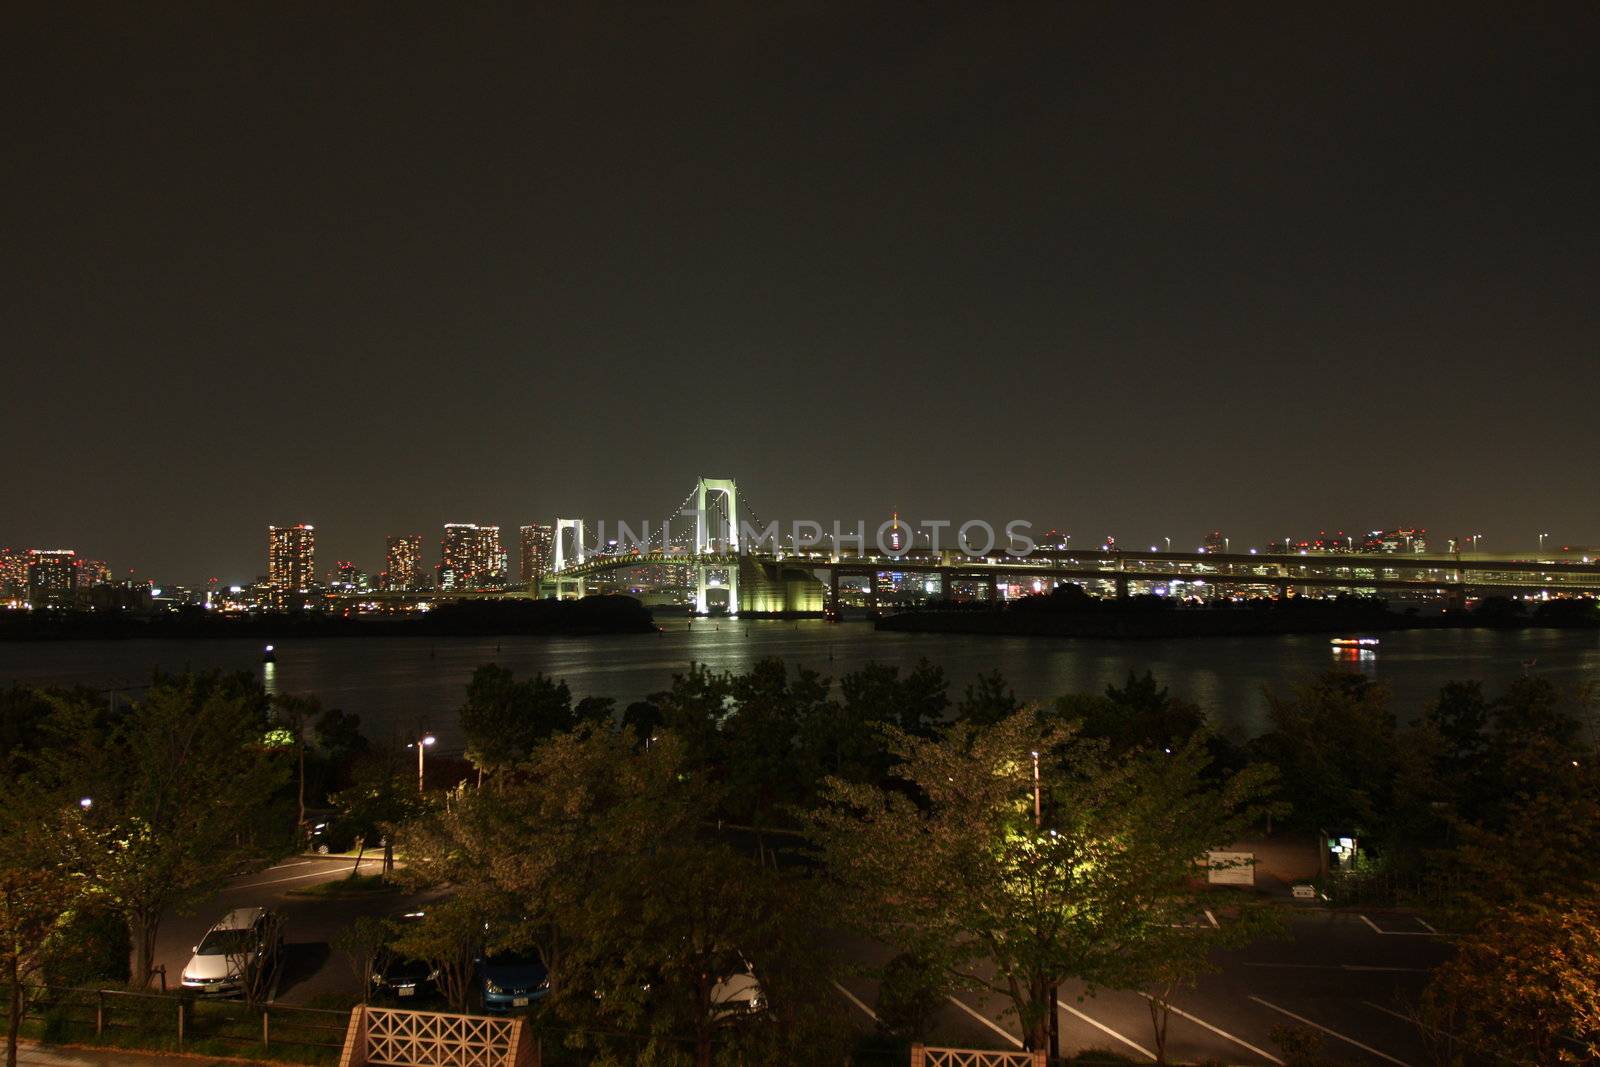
[23,985,349,1063]
[912,1046,1046,1067]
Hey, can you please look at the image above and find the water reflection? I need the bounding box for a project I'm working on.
[1,621,1595,749]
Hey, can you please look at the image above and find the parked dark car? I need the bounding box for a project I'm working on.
[374,912,439,1001]
[308,817,358,854]
[477,947,549,1013]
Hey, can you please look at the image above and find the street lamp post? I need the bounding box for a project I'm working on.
[1030,750,1057,1060]
[1031,751,1042,825]
[410,733,436,793]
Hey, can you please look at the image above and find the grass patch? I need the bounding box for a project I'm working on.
[288,873,396,898]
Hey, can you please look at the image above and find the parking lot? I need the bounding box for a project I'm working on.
[162,858,1450,1065]
[152,854,431,1005]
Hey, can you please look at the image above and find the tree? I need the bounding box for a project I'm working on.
[227,909,286,1009]
[71,672,291,987]
[388,898,485,1013]
[874,952,946,1043]
[1414,679,1600,917]
[955,670,1021,727]
[838,660,948,737]
[1421,893,1600,1065]
[720,659,831,849]
[1251,672,1395,835]
[1060,670,1208,756]
[398,722,849,1067]
[0,794,89,1067]
[272,694,319,843]
[332,915,391,1003]
[330,745,426,877]
[1079,737,1281,1063]
[812,710,1277,1052]
[459,665,575,777]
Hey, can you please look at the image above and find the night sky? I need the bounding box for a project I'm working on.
[6,5,1597,583]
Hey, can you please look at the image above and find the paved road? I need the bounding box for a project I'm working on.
[152,854,429,1005]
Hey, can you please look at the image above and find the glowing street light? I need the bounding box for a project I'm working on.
[78,797,93,810]
[408,733,436,793]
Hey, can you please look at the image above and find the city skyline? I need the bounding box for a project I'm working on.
[4,507,1591,594]
[6,6,1598,581]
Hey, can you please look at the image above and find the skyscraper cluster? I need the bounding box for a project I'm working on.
[437,523,507,592]
[0,547,118,608]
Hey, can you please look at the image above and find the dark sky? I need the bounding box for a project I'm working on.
[6,4,1597,582]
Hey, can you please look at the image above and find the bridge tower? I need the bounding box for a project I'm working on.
[553,518,587,598]
[693,477,739,615]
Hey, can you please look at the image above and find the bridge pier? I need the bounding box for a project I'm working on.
[1114,573,1129,599]
[692,563,738,615]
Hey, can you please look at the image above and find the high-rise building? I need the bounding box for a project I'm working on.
[267,524,316,605]
[383,534,424,591]
[326,560,371,593]
[78,559,111,587]
[1202,531,1227,554]
[26,549,78,607]
[519,523,553,590]
[0,548,26,603]
[437,524,506,591]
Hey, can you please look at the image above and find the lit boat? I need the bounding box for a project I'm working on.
[1329,637,1379,648]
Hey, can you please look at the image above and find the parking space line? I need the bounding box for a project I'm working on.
[946,995,1024,1048]
[1358,914,1436,936]
[1361,1000,1455,1042]
[1057,999,1154,1061]
[832,980,879,1023]
[1248,995,1414,1067]
[1141,995,1283,1064]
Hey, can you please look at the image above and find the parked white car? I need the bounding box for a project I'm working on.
[180,907,284,997]
[711,959,765,1014]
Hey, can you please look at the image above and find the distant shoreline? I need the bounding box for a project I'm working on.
[876,599,1599,640]
[0,595,658,641]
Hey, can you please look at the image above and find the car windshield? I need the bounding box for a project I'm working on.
[485,949,542,968]
[197,929,254,956]
[387,956,431,978]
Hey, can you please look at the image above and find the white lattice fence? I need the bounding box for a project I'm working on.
[340,1007,535,1067]
[911,1045,1045,1067]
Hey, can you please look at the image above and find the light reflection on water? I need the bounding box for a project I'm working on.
[2,621,1596,749]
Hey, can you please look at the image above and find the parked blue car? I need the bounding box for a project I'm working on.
[477,948,549,1013]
